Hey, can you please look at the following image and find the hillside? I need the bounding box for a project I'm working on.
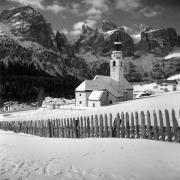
[1,6,180,105]
[0,6,92,104]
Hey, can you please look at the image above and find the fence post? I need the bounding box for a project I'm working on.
[91,115,94,138]
[147,111,152,139]
[140,111,146,139]
[61,119,65,138]
[95,115,99,137]
[116,113,120,138]
[70,118,73,138]
[104,114,108,137]
[153,111,159,140]
[125,112,130,138]
[109,114,113,137]
[159,110,165,141]
[99,115,104,137]
[87,116,90,138]
[172,109,179,142]
[84,117,87,138]
[130,113,135,138]
[80,117,83,138]
[121,112,125,138]
[135,112,140,138]
[165,109,172,142]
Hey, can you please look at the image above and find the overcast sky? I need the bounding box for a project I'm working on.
[0,0,180,39]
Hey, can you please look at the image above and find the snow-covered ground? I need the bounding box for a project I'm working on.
[0,130,180,180]
[0,91,180,125]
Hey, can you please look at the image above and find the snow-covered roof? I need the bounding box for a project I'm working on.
[76,75,133,97]
[88,91,105,101]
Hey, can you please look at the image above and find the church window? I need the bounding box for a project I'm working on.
[113,61,116,67]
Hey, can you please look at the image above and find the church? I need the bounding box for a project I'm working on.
[75,41,133,107]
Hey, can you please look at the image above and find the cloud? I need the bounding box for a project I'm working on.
[140,5,164,17]
[46,4,66,14]
[7,0,44,9]
[83,0,109,19]
[6,0,66,13]
[115,0,142,12]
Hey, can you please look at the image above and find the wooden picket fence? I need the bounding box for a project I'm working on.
[0,109,180,143]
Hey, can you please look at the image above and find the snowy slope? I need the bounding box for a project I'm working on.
[165,47,180,59]
[168,74,180,80]
[1,91,180,125]
[0,130,180,180]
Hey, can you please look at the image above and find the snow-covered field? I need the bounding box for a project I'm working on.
[0,91,180,126]
[0,130,180,180]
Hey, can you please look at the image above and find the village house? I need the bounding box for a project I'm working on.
[75,41,133,107]
[155,80,178,92]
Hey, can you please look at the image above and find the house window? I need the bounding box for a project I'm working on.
[79,93,81,96]
[109,100,112,104]
[79,101,82,104]
[93,103,95,107]
[113,61,116,67]
[107,92,109,96]
[121,61,122,67]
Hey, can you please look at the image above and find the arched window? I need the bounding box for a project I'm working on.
[113,61,116,67]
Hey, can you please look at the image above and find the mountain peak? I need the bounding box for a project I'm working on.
[98,19,117,32]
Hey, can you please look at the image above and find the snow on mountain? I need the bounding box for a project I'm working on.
[164,47,180,59]
[131,33,141,44]
[104,29,118,39]
[167,73,180,80]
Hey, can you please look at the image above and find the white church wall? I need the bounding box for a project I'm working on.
[75,91,91,107]
[88,101,101,107]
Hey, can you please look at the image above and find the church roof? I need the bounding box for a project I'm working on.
[75,75,133,97]
[88,90,105,101]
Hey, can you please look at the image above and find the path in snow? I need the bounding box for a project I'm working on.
[0,130,180,180]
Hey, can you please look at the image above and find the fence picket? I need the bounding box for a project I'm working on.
[135,112,140,138]
[95,115,99,137]
[91,115,94,137]
[116,113,120,138]
[87,116,90,138]
[84,117,87,138]
[80,117,83,138]
[140,111,146,139]
[153,111,159,140]
[121,112,125,138]
[172,109,179,142]
[130,113,135,138]
[61,119,65,138]
[125,113,130,138]
[147,111,152,139]
[99,115,104,137]
[109,114,113,137]
[159,110,165,141]
[104,114,108,137]
[165,109,172,142]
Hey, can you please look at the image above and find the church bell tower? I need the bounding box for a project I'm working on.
[110,41,124,94]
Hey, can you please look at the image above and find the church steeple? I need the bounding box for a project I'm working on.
[110,37,124,94]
